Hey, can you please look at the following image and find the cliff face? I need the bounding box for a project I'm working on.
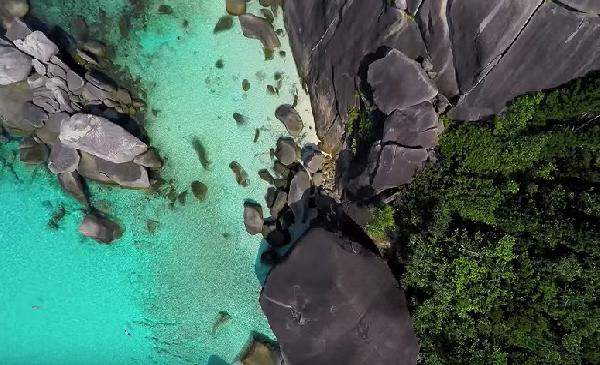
[285,0,600,152]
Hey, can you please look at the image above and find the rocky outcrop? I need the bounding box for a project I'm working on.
[367,49,437,114]
[260,226,418,365]
[59,113,147,163]
[239,14,281,50]
[79,213,123,244]
[284,0,600,201]
[0,45,31,85]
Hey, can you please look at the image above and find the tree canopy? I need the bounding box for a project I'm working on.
[390,75,600,364]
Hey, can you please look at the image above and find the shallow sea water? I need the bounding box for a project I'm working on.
[0,1,315,363]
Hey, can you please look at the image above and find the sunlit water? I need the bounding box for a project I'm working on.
[0,1,314,363]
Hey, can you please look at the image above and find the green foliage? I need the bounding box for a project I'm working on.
[346,105,374,154]
[366,205,396,242]
[392,75,600,364]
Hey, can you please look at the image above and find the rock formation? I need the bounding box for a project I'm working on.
[284,0,600,202]
[260,226,418,365]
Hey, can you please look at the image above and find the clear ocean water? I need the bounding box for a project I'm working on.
[0,1,314,363]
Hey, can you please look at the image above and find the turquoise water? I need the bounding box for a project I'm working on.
[1,1,314,363]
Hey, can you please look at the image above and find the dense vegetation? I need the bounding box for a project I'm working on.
[388,76,600,364]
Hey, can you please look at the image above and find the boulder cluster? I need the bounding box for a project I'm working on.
[0,8,160,243]
[284,0,600,202]
[243,104,326,265]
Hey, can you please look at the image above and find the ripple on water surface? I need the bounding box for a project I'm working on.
[1,0,315,363]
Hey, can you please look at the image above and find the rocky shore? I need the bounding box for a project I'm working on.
[0,2,161,243]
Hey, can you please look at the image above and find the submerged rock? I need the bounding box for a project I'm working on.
[192,137,210,169]
[239,14,281,50]
[233,112,247,125]
[214,15,234,33]
[79,213,123,244]
[133,149,162,169]
[78,152,150,189]
[0,45,32,85]
[19,137,48,164]
[191,180,208,201]
[60,113,147,163]
[275,104,303,137]
[260,227,418,365]
[238,337,284,365]
[58,171,89,207]
[230,161,249,187]
[367,49,438,114]
[244,202,264,235]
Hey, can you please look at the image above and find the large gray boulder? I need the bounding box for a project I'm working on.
[14,31,59,63]
[275,104,304,137]
[368,49,438,114]
[4,18,33,41]
[36,112,68,144]
[275,137,299,166]
[0,45,32,85]
[450,2,600,120]
[287,169,311,223]
[260,226,418,365]
[372,144,428,193]
[239,14,281,50]
[284,0,428,152]
[79,213,123,244]
[60,113,147,163]
[77,151,150,189]
[382,102,439,149]
[561,0,600,14]
[48,143,80,174]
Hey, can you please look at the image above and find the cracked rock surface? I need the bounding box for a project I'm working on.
[260,226,418,365]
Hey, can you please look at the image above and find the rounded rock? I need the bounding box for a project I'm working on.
[2,0,29,18]
[244,202,264,235]
[275,137,299,166]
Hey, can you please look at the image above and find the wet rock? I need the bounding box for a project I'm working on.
[269,189,287,218]
[47,204,66,230]
[78,151,150,189]
[133,149,162,169]
[60,113,147,163]
[288,169,310,223]
[1,0,29,18]
[260,8,275,24]
[19,137,48,164]
[272,160,290,178]
[230,161,249,187]
[71,16,89,41]
[258,168,275,185]
[84,70,117,93]
[81,40,107,58]
[226,0,246,16]
[214,15,234,33]
[244,202,264,235]
[372,144,429,193]
[239,14,281,50]
[48,143,80,174]
[58,171,89,206]
[191,137,210,169]
[262,220,291,248]
[36,112,68,144]
[242,78,251,91]
[275,104,303,136]
[312,172,324,186]
[238,337,284,365]
[260,227,418,365]
[275,137,299,166]
[382,102,439,149]
[253,128,260,143]
[367,49,438,114]
[158,4,174,14]
[0,45,32,85]
[191,180,208,201]
[79,213,123,244]
[14,31,59,63]
[215,59,224,69]
[233,112,246,125]
[4,18,32,41]
[265,187,277,207]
